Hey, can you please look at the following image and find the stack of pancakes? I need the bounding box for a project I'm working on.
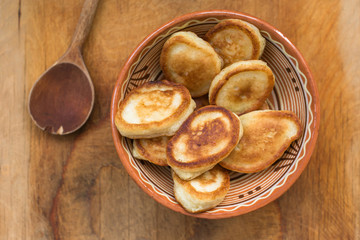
[115,19,302,214]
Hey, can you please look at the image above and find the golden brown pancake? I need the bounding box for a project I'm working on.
[205,19,266,67]
[173,165,230,213]
[193,94,210,111]
[209,60,275,115]
[220,110,302,173]
[258,100,270,110]
[167,105,243,180]
[115,80,196,139]
[160,31,223,97]
[132,136,170,166]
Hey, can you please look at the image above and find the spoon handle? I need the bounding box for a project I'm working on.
[69,0,100,50]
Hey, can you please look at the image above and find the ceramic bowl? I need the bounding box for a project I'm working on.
[111,10,320,218]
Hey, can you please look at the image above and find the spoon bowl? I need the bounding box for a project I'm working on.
[29,62,94,134]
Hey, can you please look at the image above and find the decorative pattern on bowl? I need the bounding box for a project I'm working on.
[111,11,320,218]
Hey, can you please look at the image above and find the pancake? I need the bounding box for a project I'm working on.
[167,105,243,180]
[115,80,196,139]
[220,110,302,173]
[193,94,210,111]
[205,19,266,66]
[259,100,270,110]
[160,31,223,97]
[209,60,275,115]
[173,165,230,213]
[132,136,170,166]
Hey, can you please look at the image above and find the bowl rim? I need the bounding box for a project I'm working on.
[110,10,320,219]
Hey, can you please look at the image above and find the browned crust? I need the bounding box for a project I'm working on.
[133,138,168,166]
[174,195,217,214]
[172,166,230,213]
[193,94,210,111]
[115,80,191,135]
[209,62,275,115]
[161,33,209,71]
[166,105,241,170]
[258,101,270,110]
[219,110,302,173]
[204,19,262,60]
[160,32,222,97]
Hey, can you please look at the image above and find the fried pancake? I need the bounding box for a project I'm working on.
[205,19,266,66]
[167,105,243,180]
[132,136,170,166]
[160,31,223,97]
[115,80,196,139]
[259,100,270,110]
[173,165,230,213]
[193,94,210,111]
[220,110,302,173]
[209,60,275,115]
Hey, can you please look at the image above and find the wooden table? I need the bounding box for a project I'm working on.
[1,0,359,239]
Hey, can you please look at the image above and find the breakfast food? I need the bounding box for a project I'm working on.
[172,165,230,213]
[115,18,305,214]
[193,94,210,110]
[167,105,243,180]
[160,31,223,97]
[259,100,270,110]
[208,60,275,115]
[132,136,170,166]
[115,80,196,138]
[220,110,302,173]
[205,19,266,66]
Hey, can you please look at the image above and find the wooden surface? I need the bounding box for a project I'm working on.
[0,0,359,239]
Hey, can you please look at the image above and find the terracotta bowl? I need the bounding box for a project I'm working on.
[111,10,320,219]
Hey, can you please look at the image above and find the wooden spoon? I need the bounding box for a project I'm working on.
[28,0,99,135]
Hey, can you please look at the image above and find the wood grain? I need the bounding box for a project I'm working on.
[0,0,359,239]
[69,0,100,50]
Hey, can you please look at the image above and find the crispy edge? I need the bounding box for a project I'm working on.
[172,166,230,213]
[115,80,192,136]
[204,19,263,60]
[133,138,168,166]
[258,100,270,110]
[166,105,241,170]
[160,32,222,97]
[219,110,302,173]
[208,61,275,115]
